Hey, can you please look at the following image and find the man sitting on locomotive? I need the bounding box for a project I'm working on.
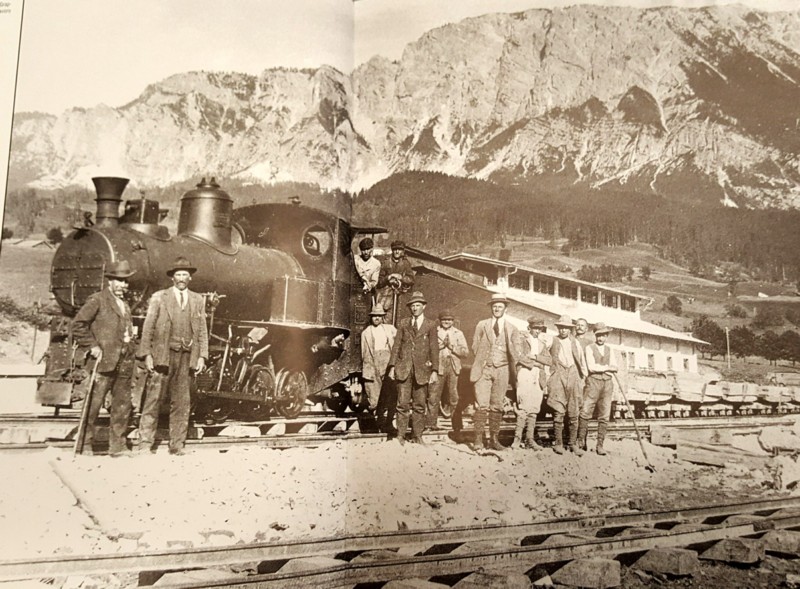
[72,260,136,457]
[354,237,381,305]
[138,256,208,456]
[377,240,414,324]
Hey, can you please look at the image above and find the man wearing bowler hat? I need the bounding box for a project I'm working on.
[546,315,588,454]
[138,256,208,455]
[72,259,136,456]
[470,293,520,452]
[388,291,438,443]
[577,322,618,456]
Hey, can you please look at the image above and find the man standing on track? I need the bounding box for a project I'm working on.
[361,303,397,432]
[576,323,618,456]
[72,260,136,457]
[511,317,551,450]
[470,294,520,452]
[388,291,438,444]
[547,315,587,455]
[427,309,469,431]
[138,257,208,456]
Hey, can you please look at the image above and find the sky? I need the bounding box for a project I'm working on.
[10,0,800,114]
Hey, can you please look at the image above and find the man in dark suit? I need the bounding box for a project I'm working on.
[470,293,520,451]
[138,257,209,456]
[72,260,136,456]
[388,291,438,443]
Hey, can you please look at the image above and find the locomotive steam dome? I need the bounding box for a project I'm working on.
[178,178,236,253]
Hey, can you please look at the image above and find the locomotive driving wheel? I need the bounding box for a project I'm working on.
[274,369,308,419]
[245,364,275,420]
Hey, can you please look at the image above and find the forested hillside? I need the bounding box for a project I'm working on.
[353,172,800,283]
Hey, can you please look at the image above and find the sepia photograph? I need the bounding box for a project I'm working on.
[1,0,800,586]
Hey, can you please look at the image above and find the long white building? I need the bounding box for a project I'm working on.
[444,253,704,373]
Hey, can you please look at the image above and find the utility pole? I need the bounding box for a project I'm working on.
[725,326,731,370]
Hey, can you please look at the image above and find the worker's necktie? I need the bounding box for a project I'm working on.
[414,318,420,333]
[180,291,185,309]
[493,319,500,337]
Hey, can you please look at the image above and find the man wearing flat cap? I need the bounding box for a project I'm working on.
[427,309,469,430]
[546,314,588,455]
[511,317,551,449]
[388,291,438,443]
[72,259,136,456]
[354,237,381,304]
[577,322,618,456]
[470,293,520,451]
[361,303,397,432]
[377,240,415,324]
[138,256,209,456]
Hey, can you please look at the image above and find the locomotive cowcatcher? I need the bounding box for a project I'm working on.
[36,176,378,421]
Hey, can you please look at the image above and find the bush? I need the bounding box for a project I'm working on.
[46,227,64,244]
[725,303,748,319]
[664,295,682,315]
[1,227,13,240]
[752,306,785,330]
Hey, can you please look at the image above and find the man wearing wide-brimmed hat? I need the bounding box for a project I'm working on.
[469,293,520,452]
[72,259,136,456]
[511,317,552,450]
[427,309,469,430]
[377,240,415,324]
[577,322,618,456]
[388,291,439,443]
[138,256,209,456]
[361,303,397,432]
[546,314,588,455]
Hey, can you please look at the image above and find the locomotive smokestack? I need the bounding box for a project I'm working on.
[92,176,129,228]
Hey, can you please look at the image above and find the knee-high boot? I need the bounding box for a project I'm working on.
[596,421,608,455]
[487,411,505,451]
[525,415,540,449]
[471,408,486,451]
[552,414,565,454]
[511,413,525,449]
[567,415,580,453]
[574,418,588,456]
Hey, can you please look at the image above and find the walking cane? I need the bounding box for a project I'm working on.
[391,290,398,327]
[612,372,656,473]
[74,351,102,456]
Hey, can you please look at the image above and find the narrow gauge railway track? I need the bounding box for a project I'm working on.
[2,496,800,586]
[0,414,795,454]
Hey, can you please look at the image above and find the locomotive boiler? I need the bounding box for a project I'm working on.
[38,176,366,420]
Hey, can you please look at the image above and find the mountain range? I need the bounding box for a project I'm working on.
[9,4,800,209]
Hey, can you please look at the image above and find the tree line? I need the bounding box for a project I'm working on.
[691,315,800,366]
[354,171,800,283]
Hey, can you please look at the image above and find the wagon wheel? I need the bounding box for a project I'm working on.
[245,365,275,420]
[275,369,308,419]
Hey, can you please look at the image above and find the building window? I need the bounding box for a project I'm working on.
[560,283,578,300]
[509,273,529,291]
[581,288,598,304]
[666,356,673,371]
[683,358,690,371]
[602,292,618,308]
[647,354,655,370]
[628,352,636,370]
[533,276,555,295]
[621,295,637,312]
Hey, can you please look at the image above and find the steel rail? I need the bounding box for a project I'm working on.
[1,495,799,581]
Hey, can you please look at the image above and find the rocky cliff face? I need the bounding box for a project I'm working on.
[9,5,800,208]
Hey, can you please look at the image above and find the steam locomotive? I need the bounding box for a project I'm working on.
[37,176,375,421]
